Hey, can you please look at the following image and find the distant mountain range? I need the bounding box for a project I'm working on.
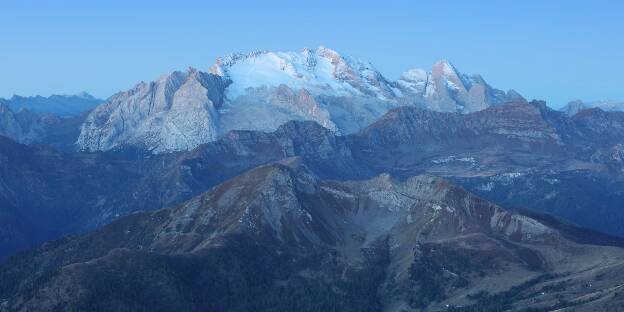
[76,47,523,153]
[2,100,624,258]
[0,92,102,117]
[1,47,620,155]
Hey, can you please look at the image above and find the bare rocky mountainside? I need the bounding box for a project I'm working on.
[2,160,624,311]
[1,100,624,259]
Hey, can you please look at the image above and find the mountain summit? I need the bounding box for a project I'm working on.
[77,68,228,153]
[398,59,523,112]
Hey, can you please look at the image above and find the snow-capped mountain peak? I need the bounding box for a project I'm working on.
[398,60,478,96]
[395,59,521,113]
[396,68,428,94]
[208,46,396,100]
[75,46,523,153]
[400,68,427,81]
[430,59,474,91]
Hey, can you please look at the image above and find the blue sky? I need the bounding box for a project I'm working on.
[1,0,622,108]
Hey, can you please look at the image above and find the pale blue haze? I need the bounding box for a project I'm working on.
[1,0,622,107]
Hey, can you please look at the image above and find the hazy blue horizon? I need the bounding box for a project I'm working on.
[1,0,622,108]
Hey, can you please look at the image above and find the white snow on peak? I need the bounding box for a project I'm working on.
[208,46,394,100]
[400,68,428,82]
[396,68,428,94]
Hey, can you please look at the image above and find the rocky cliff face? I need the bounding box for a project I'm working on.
[2,161,624,311]
[77,68,228,153]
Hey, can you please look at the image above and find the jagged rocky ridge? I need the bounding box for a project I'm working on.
[77,46,522,152]
[2,100,624,258]
[2,160,624,311]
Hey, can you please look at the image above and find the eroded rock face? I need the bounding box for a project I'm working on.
[77,68,228,153]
